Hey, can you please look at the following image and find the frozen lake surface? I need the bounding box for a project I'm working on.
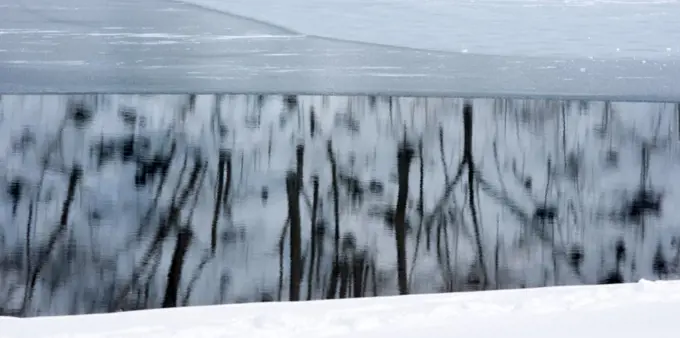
[183,0,680,60]
[1,0,680,100]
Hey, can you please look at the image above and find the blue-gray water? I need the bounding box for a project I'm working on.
[0,94,678,316]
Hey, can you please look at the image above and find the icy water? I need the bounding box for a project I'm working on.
[2,0,680,99]
[186,0,680,59]
[0,94,679,316]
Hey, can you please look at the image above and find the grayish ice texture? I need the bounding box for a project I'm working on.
[1,0,679,100]
[184,0,680,60]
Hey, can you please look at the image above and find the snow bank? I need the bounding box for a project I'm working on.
[1,279,678,337]
[177,0,680,59]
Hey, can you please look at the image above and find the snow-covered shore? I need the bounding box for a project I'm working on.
[2,279,679,337]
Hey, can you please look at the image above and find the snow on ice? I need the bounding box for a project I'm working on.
[177,0,680,59]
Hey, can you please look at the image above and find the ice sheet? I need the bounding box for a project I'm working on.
[1,0,679,100]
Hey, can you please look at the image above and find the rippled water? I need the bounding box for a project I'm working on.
[0,94,678,316]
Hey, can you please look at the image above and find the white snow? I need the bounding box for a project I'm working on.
[177,0,680,59]
[1,280,678,337]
